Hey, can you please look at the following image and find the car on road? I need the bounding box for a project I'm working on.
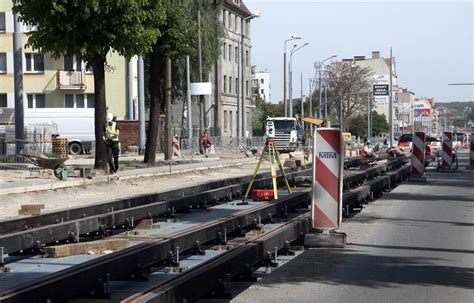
[396,134,441,150]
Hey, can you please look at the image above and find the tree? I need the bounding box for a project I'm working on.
[144,1,196,164]
[324,62,373,126]
[372,111,389,136]
[14,0,163,169]
[251,86,270,136]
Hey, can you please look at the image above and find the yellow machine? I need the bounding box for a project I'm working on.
[300,116,352,143]
[242,139,292,203]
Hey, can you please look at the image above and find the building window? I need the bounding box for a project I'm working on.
[261,78,264,84]
[27,94,45,108]
[246,81,249,97]
[230,13,233,30]
[223,10,227,28]
[0,13,5,32]
[236,77,239,95]
[235,46,238,63]
[235,16,239,32]
[0,94,7,107]
[246,20,250,36]
[229,111,233,135]
[64,56,93,73]
[25,53,44,73]
[0,53,6,73]
[224,110,228,132]
[223,43,226,60]
[223,76,227,93]
[245,50,249,67]
[65,94,95,108]
[260,89,264,95]
[228,45,232,62]
[229,77,232,94]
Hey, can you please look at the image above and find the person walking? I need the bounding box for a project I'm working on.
[104,113,120,174]
[200,130,213,158]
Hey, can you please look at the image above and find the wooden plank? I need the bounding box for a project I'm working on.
[44,239,130,258]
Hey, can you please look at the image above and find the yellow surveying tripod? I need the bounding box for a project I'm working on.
[242,139,292,202]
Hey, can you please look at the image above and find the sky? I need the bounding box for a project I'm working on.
[245,0,474,103]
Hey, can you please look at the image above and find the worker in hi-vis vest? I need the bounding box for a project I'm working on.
[104,113,120,174]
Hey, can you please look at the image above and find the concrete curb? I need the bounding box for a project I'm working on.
[0,159,259,197]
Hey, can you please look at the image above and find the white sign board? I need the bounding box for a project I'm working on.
[372,75,389,107]
[191,82,212,96]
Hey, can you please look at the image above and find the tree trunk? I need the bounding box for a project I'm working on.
[144,48,164,164]
[89,55,108,170]
[164,58,172,160]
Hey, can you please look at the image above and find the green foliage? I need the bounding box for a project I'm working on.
[13,0,164,61]
[372,111,389,135]
[189,0,224,82]
[252,86,270,136]
[347,115,367,137]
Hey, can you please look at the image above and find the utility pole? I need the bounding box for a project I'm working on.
[164,58,172,160]
[300,72,304,117]
[126,60,134,120]
[197,10,205,134]
[389,47,394,146]
[137,57,145,155]
[186,56,193,146]
[13,14,24,161]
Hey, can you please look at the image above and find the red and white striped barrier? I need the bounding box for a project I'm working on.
[411,131,426,177]
[441,131,453,168]
[312,128,344,230]
[470,133,474,169]
[172,134,180,158]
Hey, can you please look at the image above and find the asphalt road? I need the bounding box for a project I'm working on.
[232,170,474,303]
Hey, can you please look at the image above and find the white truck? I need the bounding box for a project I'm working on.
[266,117,299,152]
[24,108,95,154]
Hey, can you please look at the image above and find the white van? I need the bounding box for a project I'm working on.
[24,108,95,154]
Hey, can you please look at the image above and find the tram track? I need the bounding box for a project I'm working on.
[0,158,410,303]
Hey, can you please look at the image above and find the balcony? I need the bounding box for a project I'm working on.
[57,70,86,90]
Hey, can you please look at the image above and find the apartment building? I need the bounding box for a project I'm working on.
[252,69,271,103]
[0,0,131,119]
[216,0,256,138]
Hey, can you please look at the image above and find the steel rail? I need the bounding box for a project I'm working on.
[1,167,310,235]
[0,190,312,303]
[124,214,311,303]
[122,164,411,303]
[0,169,306,255]
[0,160,410,302]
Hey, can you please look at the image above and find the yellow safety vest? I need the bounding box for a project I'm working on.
[106,122,119,141]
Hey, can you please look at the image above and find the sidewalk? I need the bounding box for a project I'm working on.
[0,152,258,196]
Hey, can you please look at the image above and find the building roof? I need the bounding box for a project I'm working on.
[224,0,252,17]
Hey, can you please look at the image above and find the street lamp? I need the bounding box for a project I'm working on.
[289,42,309,117]
[317,55,337,118]
[283,34,302,116]
[238,12,260,144]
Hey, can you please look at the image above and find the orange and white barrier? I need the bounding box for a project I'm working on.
[441,131,453,168]
[411,131,426,177]
[312,128,343,230]
[172,134,180,158]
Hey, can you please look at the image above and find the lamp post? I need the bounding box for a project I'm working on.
[283,35,301,117]
[289,42,309,118]
[317,55,337,118]
[239,12,260,143]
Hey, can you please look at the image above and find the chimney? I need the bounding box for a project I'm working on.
[372,51,380,59]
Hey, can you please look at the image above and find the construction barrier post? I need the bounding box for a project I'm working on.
[172,134,180,158]
[441,131,453,168]
[305,128,346,248]
[410,131,426,181]
[469,133,474,170]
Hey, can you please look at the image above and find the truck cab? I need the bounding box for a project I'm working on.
[266,117,298,152]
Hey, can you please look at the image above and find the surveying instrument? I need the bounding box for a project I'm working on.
[242,120,292,203]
